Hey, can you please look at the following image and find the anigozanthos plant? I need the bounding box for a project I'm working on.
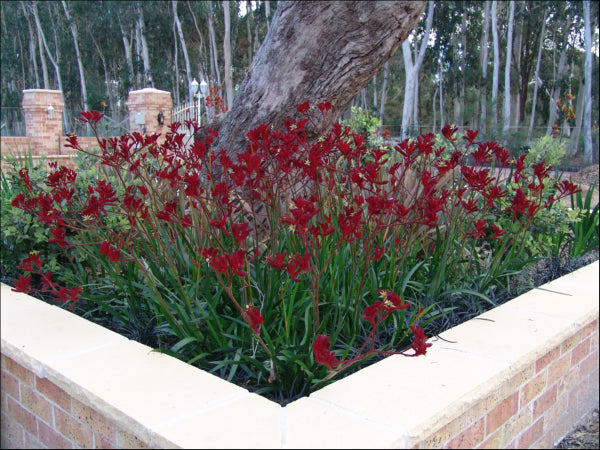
[9,106,581,401]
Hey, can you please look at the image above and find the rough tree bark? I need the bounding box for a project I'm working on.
[205,1,427,161]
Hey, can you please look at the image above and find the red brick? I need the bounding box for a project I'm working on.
[571,338,591,366]
[579,350,599,379]
[23,429,44,449]
[1,410,25,448]
[20,384,53,424]
[533,384,557,420]
[444,418,485,449]
[520,371,547,406]
[561,332,582,355]
[37,418,74,449]
[518,417,544,448]
[4,357,34,386]
[486,392,518,434]
[557,367,578,399]
[54,406,94,448]
[535,345,560,373]
[6,396,38,436]
[35,377,71,413]
[548,354,570,385]
[72,398,116,442]
[93,431,118,449]
[582,319,597,338]
[1,370,20,402]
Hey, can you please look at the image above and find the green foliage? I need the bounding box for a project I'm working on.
[342,106,384,149]
[568,184,600,257]
[525,135,566,169]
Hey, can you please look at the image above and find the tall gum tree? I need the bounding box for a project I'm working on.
[208,1,427,161]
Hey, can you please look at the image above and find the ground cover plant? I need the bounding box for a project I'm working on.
[3,103,591,403]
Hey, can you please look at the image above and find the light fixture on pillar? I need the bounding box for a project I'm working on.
[191,78,209,126]
[47,105,55,119]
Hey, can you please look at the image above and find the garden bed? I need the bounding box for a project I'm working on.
[1,260,598,448]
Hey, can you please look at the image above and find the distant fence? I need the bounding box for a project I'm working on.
[172,100,202,127]
[1,107,129,138]
[1,107,25,137]
[64,110,129,137]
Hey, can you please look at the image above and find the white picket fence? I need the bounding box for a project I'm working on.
[171,101,203,127]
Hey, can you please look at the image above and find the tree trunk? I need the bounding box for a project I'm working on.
[207,1,221,87]
[173,1,193,102]
[136,4,153,88]
[568,78,585,156]
[172,20,180,105]
[223,0,234,109]
[527,6,548,143]
[32,2,49,89]
[379,61,389,121]
[583,1,593,165]
[209,1,426,161]
[62,0,88,111]
[246,1,253,63]
[502,1,515,137]
[401,0,434,139]
[32,1,67,131]
[20,2,40,89]
[510,6,522,128]
[491,0,499,132]
[439,58,445,129]
[432,85,438,135]
[546,17,571,136]
[478,1,491,135]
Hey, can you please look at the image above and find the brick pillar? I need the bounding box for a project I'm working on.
[21,90,64,156]
[126,88,173,143]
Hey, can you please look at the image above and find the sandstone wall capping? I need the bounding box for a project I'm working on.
[1,261,598,449]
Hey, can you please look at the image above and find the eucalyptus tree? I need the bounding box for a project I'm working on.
[172,0,193,102]
[502,1,514,137]
[490,0,499,130]
[61,0,89,112]
[527,4,549,143]
[211,1,427,160]
[400,0,434,139]
[583,0,593,164]
[222,0,233,109]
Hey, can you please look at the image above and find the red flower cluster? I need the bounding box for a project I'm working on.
[13,252,83,309]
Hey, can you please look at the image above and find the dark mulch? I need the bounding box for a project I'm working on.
[555,409,600,449]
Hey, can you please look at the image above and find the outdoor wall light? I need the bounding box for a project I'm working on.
[190,78,209,125]
[47,105,55,119]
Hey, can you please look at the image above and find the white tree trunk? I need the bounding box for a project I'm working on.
[439,58,445,129]
[491,0,499,131]
[583,0,593,165]
[137,5,153,88]
[20,2,40,88]
[173,1,193,102]
[379,61,389,121]
[546,17,571,136]
[32,1,67,130]
[207,1,221,87]
[480,1,490,137]
[502,1,515,137]
[32,2,49,89]
[527,7,548,143]
[223,0,234,109]
[401,0,434,139]
[62,0,88,111]
[569,78,585,155]
[432,86,438,134]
